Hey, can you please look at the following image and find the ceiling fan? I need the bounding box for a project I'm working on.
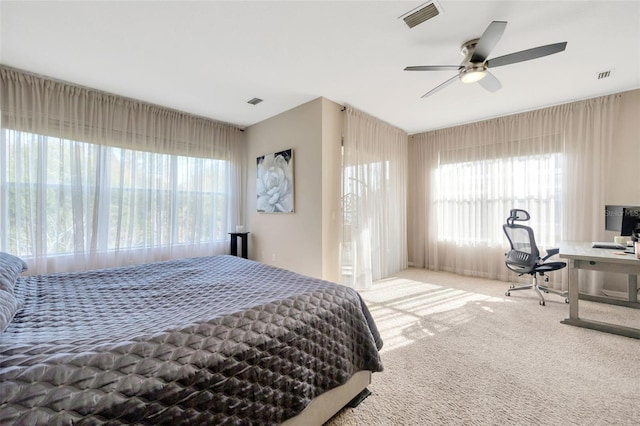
[405,21,567,98]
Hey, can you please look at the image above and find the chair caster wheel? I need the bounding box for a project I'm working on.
[505,291,510,296]
[565,298,569,304]
[540,301,545,306]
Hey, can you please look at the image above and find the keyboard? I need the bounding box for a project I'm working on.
[591,242,626,250]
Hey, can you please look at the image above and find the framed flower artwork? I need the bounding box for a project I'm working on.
[256,149,294,213]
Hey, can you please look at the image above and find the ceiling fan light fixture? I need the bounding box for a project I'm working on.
[460,68,486,84]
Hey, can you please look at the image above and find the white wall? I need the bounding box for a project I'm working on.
[244,97,343,280]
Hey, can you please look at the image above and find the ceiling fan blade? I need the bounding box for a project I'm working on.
[486,42,567,68]
[405,65,462,71]
[471,21,507,63]
[478,71,502,92]
[421,74,459,98]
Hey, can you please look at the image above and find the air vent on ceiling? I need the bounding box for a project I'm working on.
[596,69,614,80]
[400,1,442,28]
[247,97,263,105]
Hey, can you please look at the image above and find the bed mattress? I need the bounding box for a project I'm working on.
[0,255,383,425]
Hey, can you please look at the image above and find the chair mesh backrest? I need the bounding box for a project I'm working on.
[503,223,540,274]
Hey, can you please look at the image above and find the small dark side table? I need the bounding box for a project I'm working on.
[229,232,250,259]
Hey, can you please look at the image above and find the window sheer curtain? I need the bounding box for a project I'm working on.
[341,105,408,289]
[0,67,245,274]
[409,94,619,293]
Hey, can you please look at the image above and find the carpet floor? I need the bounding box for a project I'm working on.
[327,268,640,426]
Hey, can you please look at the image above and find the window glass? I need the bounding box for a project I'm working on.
[434,153,562,247]
[1,129,228,257]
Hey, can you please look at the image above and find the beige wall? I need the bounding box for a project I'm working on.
[321,99,344,283]
[603,89,640,292]
[604,89,640,206]
[244,97,343,280]
[243,90,638,287]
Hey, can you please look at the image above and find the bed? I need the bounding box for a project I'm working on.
[0,253,383,425]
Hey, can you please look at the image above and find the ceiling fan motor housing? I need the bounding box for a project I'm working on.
[460,39,480,62]
[459,39,487,82]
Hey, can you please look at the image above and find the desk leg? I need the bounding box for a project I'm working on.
[561,259,640,338]
[629,275,638,303]
[568,259,579,319]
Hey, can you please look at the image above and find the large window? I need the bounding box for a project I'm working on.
[1,129,233,271]
[1,66,244,274]
[408,93,619,290]
[434,152,563,248]
[340,105,408,289]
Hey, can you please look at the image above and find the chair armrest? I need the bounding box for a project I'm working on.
[541,247,559,261]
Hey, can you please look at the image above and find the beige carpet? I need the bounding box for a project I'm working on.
[328,269,640,425]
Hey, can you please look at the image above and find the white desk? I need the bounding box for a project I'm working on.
[559,241,640,339]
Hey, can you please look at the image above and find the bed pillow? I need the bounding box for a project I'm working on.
[0,252,28,294]
[0,289,22,332]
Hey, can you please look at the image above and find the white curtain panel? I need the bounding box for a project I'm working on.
[0,67,245,274]
[408,94,620,293]
[341,105,408,289]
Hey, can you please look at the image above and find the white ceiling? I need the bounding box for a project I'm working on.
[2,1,639,134]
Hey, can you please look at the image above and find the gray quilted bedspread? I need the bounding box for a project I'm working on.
[0,255,383,425]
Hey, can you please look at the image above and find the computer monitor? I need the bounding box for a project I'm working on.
[620,207,640,237]
[605,205,624,231]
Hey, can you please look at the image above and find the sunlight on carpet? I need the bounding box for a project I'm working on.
[361,277,511,353]
[328,269,640,426]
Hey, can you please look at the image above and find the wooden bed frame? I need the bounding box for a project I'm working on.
[282,370,372,425]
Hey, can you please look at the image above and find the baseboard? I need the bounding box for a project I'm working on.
[601,289,629,299]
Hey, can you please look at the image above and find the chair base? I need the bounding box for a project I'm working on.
[505,276,569,306]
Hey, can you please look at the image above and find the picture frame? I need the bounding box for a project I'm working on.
[256,149,294,213]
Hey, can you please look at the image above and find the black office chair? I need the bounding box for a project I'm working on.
[503,209,568,306]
